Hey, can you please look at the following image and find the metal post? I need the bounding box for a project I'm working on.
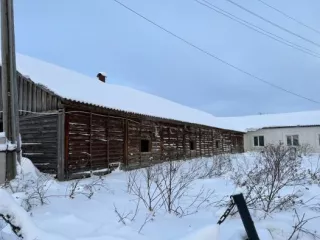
[1,0,18,180]
[231,193,260,240]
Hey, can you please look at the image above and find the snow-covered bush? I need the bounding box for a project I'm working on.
[231,144,308,218]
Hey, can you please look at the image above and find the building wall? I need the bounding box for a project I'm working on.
[244,126,320,153]
[63,108,244,179]
[20,113,60,174]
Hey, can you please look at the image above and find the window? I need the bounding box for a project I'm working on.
[140,139,150,152]
[287,135,299,146]
[216,140,220,149]
[190,141,195,150]
[253,136,264,147]
[0,122,2,132]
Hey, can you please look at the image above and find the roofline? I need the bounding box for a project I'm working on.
[247,125,320,131]
[15,71,244,134]
[62,99,245,134]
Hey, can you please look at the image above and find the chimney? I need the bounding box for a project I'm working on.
[97,72,106,83]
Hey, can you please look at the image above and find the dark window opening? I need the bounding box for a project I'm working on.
[216,140,220,149]
[254,136,264,147]
[0,122,3,132]
[287,135,299,146]
[259,136,264,146]
[190,141,195,150]
[141,139,150,152]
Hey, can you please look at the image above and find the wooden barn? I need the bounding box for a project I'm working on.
[0,54,244,180]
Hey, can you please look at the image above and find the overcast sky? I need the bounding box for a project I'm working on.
[13,0,320,117]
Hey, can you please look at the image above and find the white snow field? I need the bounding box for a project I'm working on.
[1,153,320,240]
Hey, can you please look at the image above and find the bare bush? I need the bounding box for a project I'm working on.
[306,156,320,185]
[127,159,217,217]
[231,144,307,218]
[67,178,108,199]
[205,154,233,178]
[287,209,320,240]
[113,198,141,225]
[296,144,314,158]
[127,166,164,212]
[23,175,52,211]
[138,213,154,234]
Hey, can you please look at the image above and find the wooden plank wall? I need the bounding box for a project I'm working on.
[0,69,60,120]
[65,111,124,177]
[63,109,244,178]
[19,114,59,174]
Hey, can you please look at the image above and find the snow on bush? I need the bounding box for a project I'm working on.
[0,189,70,240]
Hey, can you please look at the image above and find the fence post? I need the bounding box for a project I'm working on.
[231,193,260,240]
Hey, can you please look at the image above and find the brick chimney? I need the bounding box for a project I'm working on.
[97,72,106,83]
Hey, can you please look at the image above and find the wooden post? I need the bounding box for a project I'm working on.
[182,126,186,159]
[139,122,142,165]
[1,0,19,180]
[211,129,214,156]
[32,83,37,112]
[89,113,92,170]
[57,110,65,180]
[106,115,109,166]
[123,118,128,166]
[160,126,163,161]
[199,128,202,157]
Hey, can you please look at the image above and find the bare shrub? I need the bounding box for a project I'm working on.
[67,177,108,199]
[127,159,217,217]
[113,198,141,225]
[23,175,52,211]
[287,209,320,240]
[296,143,314,157]
[138,213,154,234]
[231,144,307,218]
[207,154,233,178]
[306,156,320,185]
[127,166,163,212]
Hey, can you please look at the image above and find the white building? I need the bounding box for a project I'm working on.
[214,111,320,153]
[244,125,320,153]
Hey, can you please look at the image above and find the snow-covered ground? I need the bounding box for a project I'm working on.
[1,152,320,240]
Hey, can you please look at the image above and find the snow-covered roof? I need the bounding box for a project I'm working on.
[5,53,320,133]
[217,110,320,132]
[9,53,239,131]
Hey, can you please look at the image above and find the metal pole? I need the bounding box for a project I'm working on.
[231,193,260,240]
[1,0,17,180]
[8,0,21,163]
